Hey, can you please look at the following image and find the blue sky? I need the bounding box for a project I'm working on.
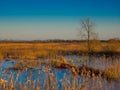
[0,0,120,40]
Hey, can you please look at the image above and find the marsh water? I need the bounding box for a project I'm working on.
[0,55,120,90]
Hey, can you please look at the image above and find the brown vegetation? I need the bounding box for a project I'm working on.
[9,56,120,81]
[0,40,120,60]
[0,55,120,90]
[105,60,120,80]
[51,58,120,81]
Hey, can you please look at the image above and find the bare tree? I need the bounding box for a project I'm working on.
[79,17,98,54]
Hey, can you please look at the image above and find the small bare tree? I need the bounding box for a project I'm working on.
[79,17,98,54]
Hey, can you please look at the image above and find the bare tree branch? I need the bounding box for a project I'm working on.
[79,17,98,53]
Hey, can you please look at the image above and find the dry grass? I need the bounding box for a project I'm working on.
[105,60,120,80]
[0,42,86,60]
[0,67,119,90]
[0,41,120,60]
[8,56,120,81]
[0,55,120,90]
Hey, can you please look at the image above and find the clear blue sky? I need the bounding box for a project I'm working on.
[0,0,120,40]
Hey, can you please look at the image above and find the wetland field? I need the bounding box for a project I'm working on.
[0,41,120,90]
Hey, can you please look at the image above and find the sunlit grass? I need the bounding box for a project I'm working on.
[0,41,120,60]
[0,55,120,90]
[105,60,120,80]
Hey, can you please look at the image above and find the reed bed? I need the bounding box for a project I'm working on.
[0,56,120,90]
[0,67,119,90]
[0,41,120,60]
[105,60,120,80]
[0,41,120,90]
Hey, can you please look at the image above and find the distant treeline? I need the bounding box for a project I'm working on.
[0,39,119,43]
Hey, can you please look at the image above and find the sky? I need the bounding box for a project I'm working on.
[0,0,120,40]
